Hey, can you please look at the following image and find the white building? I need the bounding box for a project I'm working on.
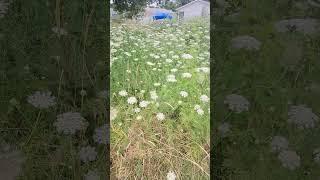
[176,0,210,20]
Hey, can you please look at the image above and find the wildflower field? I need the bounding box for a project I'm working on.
[1,1,107,179]
[110,18,210,179]
[213,0,320,179]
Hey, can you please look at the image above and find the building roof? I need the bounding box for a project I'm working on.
[176,0,210,11]
[144,7,174,17]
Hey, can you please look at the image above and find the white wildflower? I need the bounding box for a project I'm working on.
[156,113,165,121]
[180,91,188,98]
[194,104,201,110]
[166,74,177,82]
[134,108,141,113]
[79,146,97,163]
[224,94,250,113]
[80,89,87,96]
[270,136,289,153]
[166,171,176,180]
[150,91,159,100]
[27,91,56,109]
[313,148,320,164]
[54,112,88,135]
[171,68,178,73]
[288,105,319,129]
[181,53,193,59]
[166,59,173,63]
[182,73,192,78]
[154,83,161,87]
[127,97,137,104]
[196,108,205,115]
[218,122,230,137]
[200,95,210,103]
[118,90,128,97]
[278,150,300,170]
[230,35,261,50]
[139,101,150,108]
[110,107,118,121]
[136,115,143,120]
[52,26,68,36]
[93,124,109,144]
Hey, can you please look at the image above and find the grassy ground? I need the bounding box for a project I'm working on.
[110,18,210,179]
[213,0,320,179]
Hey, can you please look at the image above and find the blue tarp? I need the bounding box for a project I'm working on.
[152,11,173,20]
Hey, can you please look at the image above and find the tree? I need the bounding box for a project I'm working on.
[113,0,150,18]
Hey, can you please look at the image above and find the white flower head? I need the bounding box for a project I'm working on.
[110,107,118,121]
[79,146,97,163]
[84,170,100,180]
[194,104,201,110]
[54,112,87,135]
[118,90,128,97]
[182,72,192,78]
[134,107,141,113]
[166,170,176,180]
[150,90,159,100]
[200,95,210,103]
[154,83,161,87]
[230,35,261,51]
[180,91,188,98]
[156,113,165,121]
[166,74,177,82]
[196,108,205,115]
[224,94,250,113]
[218,122,230,137]
[278,150,300,170]
[93,124,109,145]
[181,53,193,59]
[288,105,319,129]
[270,136,289,153]
[136,115,143,120]
[127,96,138,104]
[52,26,68,36]
[27,91,56,109]
[139,101,150,108]
[313,148,320,164]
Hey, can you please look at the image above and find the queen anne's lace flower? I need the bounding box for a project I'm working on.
[218,122,230,137]
[27,91,56,109]
[118,90,128,97]
[166,171,176,180]
[166,74,177,82]
[52,26,68,36]
[200,95,210,103]
[270,136,289,153]
[181,53,193,59]
[224,94,249,113]
[156,113,165,121]
[127,97,137,104]
[278,150,300,170]
[54,112,88,135]
[182,73,192,78]
[93,124,109,144]
[180,91,188,98]
[110,107,118,121]
[139,101,150,108]
[288,105,319,129]
[79,146,97,163]
[313,148,320,164]
[230,35,261,50]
